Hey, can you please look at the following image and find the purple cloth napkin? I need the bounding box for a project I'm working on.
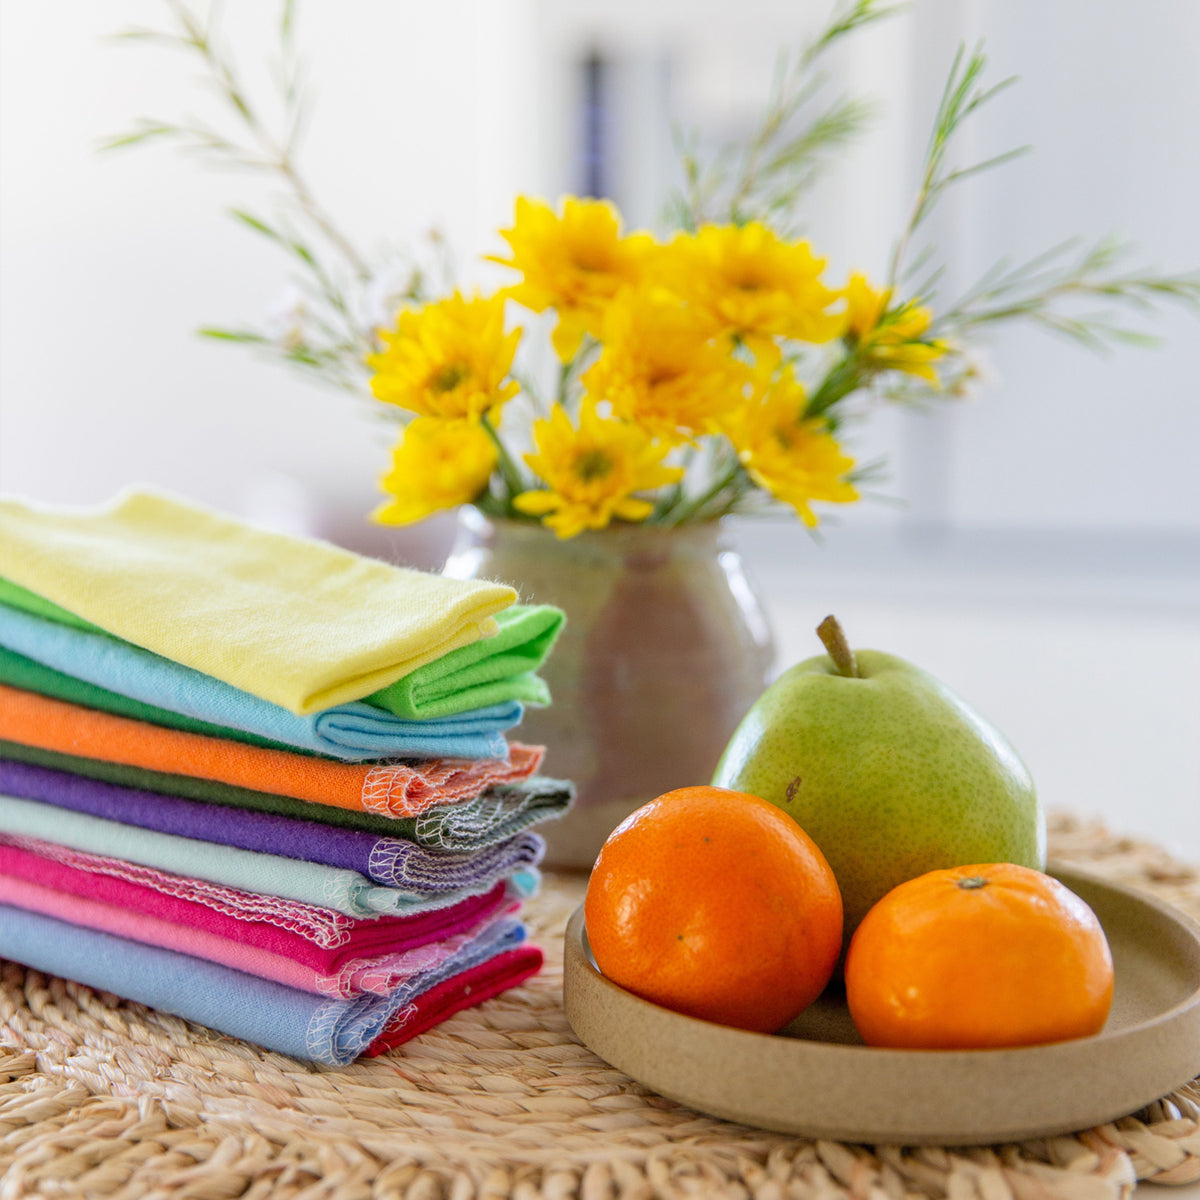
[0,759,544,892]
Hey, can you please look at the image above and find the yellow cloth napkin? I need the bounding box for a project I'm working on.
[0,490,515,715]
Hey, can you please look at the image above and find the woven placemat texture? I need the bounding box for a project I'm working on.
[2,811,1200,1199]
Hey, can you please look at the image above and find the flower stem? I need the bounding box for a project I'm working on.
[665,457,746,525]
[556,359,573,407]
[480,413,526,506]
[652,442,700,519]
[557,339,597,414]
[805,349,865,419]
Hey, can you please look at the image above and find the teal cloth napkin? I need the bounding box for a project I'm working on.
[0,601,520,762]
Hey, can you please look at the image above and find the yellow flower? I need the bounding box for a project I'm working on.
[373,417,497,525]
[722,367,859,527]
[514,399,683,538]
[842,272,947,384]
[489,196,654,360]
[656,223,844,356]
[368,291,520,419]
[582,288,751,444]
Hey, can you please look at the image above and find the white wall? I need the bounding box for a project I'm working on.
[2,1,1197,538]
[0,0,542,553]
[943,0,1200,533]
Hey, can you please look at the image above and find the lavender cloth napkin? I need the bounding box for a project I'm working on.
[0,759,544,892]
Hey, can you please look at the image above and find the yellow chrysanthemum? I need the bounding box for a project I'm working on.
[582,288,752,444]
[722,367,859,527]
[368,291,520,419]
[514,399,683,538]
[489,196,654,360]
[372,417,497,526]
[655,223,844,356]
[843,272,947,384]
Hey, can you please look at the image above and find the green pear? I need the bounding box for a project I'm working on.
[713,616,1045,941]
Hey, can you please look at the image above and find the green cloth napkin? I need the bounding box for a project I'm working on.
[0,739,573,850]
[0,490,516,714]
[364,604,563,719]
[0,577,92,632]
[0,564,561,723]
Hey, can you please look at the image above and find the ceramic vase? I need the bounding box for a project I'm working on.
[443,507,776,869]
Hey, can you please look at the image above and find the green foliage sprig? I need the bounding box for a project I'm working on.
[668,0,898,235]
[105,0,451,394]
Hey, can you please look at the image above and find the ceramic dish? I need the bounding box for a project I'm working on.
[563,862,1200,1145]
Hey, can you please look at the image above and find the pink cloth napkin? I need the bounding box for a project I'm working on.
[0,868,519,999]
[0,836,517,995]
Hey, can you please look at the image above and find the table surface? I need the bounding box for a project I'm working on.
[3,827,1200,1198]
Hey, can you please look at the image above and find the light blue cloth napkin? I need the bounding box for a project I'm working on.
[0,901,525,1064]
[0,602,521,762]
[0,792,538,919]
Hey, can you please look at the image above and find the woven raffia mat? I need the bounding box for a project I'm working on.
[3,812,1200,1199]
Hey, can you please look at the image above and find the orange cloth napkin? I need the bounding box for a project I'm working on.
[0,686,542,818]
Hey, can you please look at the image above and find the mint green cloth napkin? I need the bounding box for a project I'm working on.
[0,793,518,919]
[364,604,563,719]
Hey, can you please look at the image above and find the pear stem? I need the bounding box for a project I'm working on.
[817,615,860,678]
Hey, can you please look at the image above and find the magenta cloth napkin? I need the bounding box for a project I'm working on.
[364,944,545,1055]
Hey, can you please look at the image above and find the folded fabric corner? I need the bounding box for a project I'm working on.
[364,944,544,1055]
[365,605,564,719]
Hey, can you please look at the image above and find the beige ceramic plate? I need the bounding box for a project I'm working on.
[563,863,1200,1145]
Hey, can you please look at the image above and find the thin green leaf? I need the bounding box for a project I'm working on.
[289,240,319,269]
[933,230,1200,354]
[107,28,183,46]
[98,123,180,151]
[936,144,1031,190]
[197,326,272,343]
[281,0,297,45]
[888,44,1021,286]
[805,0,903,66]
[228,208,284,241]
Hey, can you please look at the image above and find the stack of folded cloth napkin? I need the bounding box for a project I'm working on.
[0,489,573,1065]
